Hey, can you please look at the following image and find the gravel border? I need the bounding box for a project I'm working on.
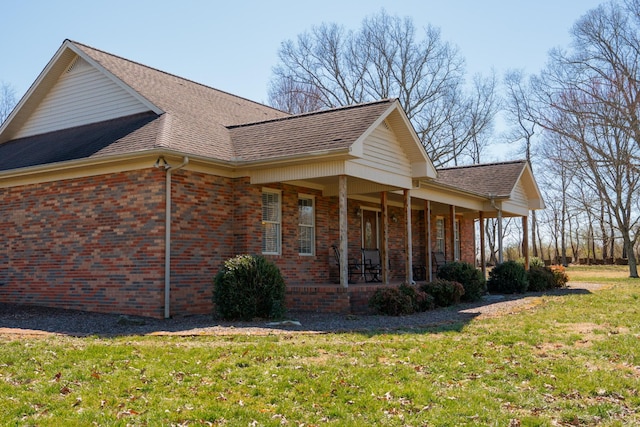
[0,283,608,337]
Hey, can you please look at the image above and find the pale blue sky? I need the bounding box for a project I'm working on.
[2,0,607,107]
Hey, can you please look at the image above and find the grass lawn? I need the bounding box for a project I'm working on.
[1,266,639,426]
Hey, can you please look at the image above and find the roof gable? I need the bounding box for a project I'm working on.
[0,40,288,161]
[432,160,545,211]
[228,100,395,162]
[229,99,436,179]
[435,160,527,198]
[13,56,151,140]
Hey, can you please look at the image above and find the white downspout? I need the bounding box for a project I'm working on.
[162,156,189,319]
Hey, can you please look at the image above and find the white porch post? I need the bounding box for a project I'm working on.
[338,175,349,288]
[404,189,413,284]
[381,191,390,284]
[497,209,504,264]
[479,211,487,279]
[523,215,529,270]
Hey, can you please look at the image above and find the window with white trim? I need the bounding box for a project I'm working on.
[298,195,315,255]
[435,217,445,253]
[262,189,281,255]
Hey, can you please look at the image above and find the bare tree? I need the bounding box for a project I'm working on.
[503,69,542,258]
[268,77,324,114]
[531,0,640,278]
[269,10,498,167]
[0,82,16,125]
[539,132,577,266]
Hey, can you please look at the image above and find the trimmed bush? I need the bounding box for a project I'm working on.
[369,284,436,316]
[369,287,415,316]
[436,261,486,302]
[399,283,435,312]
[527,266,556,292]
[419,279,465,307]
[549,264,569,288]
[213,254,286,320]
[487,261,528,294]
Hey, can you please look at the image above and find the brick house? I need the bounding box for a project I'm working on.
[0,40,544,318]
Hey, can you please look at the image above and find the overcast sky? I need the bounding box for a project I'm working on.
[1,0,610,160]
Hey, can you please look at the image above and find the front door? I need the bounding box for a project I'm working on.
[361,209,380,250]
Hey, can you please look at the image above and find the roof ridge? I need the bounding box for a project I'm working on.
[227,98,397,129]
[437,159,527,171]
[67,39,286,116]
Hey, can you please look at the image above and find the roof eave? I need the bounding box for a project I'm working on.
[232,147,354,169]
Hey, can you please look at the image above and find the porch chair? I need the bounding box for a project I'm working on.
[361,248,382,282]
[432,252,447,276]
[331,245,361,284]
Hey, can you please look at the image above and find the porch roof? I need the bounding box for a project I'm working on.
[414,160,545,216]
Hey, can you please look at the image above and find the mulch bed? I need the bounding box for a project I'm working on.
[0,283,607,337]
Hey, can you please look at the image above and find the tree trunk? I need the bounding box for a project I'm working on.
[622,232,639,278]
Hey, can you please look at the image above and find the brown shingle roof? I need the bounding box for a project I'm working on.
[434,160,528,198]
[72,41,289,161]
[229,100,395,161]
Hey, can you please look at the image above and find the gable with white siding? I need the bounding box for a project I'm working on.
[13,56,150,139]
[501,179,531,216]
[359,121,411,175]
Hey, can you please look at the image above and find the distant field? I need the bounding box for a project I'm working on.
[567,264,634,281]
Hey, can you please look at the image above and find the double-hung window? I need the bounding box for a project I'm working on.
[298,195,315,256]
[435,217,445,253]
[262,189,281,255]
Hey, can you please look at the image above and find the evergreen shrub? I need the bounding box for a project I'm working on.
[437,261,486,301]
[213,254,286,320]
[487,260,528,294]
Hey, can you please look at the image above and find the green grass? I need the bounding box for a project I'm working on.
[1,266,639,426]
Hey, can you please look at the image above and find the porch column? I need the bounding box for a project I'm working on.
[522,215,529,270]
[479,211,487,279]
[338,175,349,288]
[380,191,390,284]
[425,200,432,282]
[449,205,456,261]
[497,208,504,264]
[404,189,413,284]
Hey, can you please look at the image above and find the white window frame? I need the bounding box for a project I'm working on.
[262,189,281,255]
[435,217,445,253]
[298,194,315,256]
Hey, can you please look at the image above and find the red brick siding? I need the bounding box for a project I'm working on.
[0,166,479,317]
[285,285,350,313]
[0,170,166,317]
[170,171,235,315]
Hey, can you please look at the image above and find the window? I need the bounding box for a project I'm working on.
[298,196,315,255]
[454,218,461,260]
[435,217,445,253]
[262,189,281,254]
